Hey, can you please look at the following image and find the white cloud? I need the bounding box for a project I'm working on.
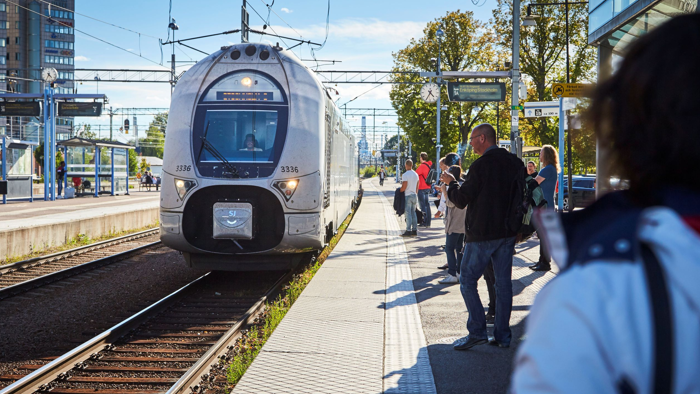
[280,7,292,13]
[75,55,90,61]
[256,18,425,46]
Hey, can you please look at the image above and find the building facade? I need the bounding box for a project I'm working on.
[0,0,75,137]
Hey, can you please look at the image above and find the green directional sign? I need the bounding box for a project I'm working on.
[511,105,524,111]
[447,82,506,102]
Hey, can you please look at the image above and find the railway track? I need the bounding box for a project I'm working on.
[0,228,161,300]
[0,270,291,393]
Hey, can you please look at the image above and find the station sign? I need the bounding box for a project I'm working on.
[0,102,41,116]
[551,83,594,98]
[57,102,103,117]
[447,82,506,102]
[524,101,559,118]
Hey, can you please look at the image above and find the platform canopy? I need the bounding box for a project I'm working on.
[57,137,134,150]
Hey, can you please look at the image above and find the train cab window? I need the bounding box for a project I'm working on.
[193,70,288,178]
[198,110,278,163]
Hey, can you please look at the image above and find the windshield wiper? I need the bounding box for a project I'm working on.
[197,122,240,178]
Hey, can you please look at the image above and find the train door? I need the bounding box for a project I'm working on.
[324,102,333,209]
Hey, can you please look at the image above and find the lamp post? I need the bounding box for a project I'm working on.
[524,0,587,212]
[435,28,444,177]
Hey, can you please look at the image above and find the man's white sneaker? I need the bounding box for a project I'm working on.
[438,274,459,284]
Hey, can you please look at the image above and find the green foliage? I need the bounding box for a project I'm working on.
[491,0,596,172]
[77,123,97,139]
[128,149,138,174]
[33,144,64,169]
[391,11,501,159]
[139,158,149,174]
[361,166,377,177]
[139,112,167,159]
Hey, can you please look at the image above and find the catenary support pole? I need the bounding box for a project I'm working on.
[49,87,56,201]
[511,0,522,158]
[558,97,565,212]
[595,45,613,199]
[436,36,442,177]
[2,137,6,204]
[43,87,49,200]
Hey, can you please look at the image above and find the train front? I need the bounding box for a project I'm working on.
[159,43,325,271]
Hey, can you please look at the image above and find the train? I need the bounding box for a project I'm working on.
[159,42,359,271]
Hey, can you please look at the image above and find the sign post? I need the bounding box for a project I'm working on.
[523,101,559,118]
[57,102,103,117]
[558,96,565,212]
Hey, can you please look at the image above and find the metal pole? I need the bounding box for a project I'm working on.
[94,146,100,198]
[558,97,565,212]
[109,106,113,140]
[373,108,376,171]
[436,38,442,177]
[2,137,6,204]
[50,87,56,201]
[396,126,400,183]
[565,0,574,212]
[511,0,522,158]
[595,46,613,199]
[110,148,115,196]
[43,87,49,200]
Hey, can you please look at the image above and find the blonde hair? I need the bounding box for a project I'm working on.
[541,145,560,172]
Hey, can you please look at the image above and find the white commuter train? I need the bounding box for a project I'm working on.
[159,43,359,271]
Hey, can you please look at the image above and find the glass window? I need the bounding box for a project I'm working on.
[0,38,5,47]
[14,20,18,29]
[197,110,279,164]
[14,37,18,44]
[0,3,6,12]
[14,52,18,60]
[5,147,32,175]
[589,0,614,32]
[0,21,7,29]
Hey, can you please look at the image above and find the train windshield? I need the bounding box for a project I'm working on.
[196,110,279,164]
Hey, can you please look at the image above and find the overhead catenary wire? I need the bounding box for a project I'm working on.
[7,0,169,69]
[245,2,291,49]
[35,0,160,39]
[310,0,331,70]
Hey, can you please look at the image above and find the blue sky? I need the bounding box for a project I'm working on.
[76,1,499,142]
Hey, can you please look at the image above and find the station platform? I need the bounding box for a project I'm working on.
[233,178,558,394]
[0,191,160,262]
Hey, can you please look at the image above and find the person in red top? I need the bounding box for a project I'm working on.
[416,152,433,227]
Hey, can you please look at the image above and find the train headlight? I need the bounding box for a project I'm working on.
[273,179,299,201]
[241,77,252,87]
[174,178,197,200]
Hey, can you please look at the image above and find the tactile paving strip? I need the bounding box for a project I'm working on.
[377,184,437,394]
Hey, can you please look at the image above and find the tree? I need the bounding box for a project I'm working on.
[139,158,149,174]
[382,134,414,167]
[492,0,597,171]
[139,112,167,159]
[391,11,501,161]
[76,123,97,139]
[128,149,138,174]
[34,144,64,170]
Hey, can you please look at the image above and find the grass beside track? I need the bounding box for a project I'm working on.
[225,206,357,387]
[0,223,160,266]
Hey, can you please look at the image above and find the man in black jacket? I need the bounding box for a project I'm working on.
[442,123,524,350]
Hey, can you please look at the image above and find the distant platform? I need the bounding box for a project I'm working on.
[233,178,557,393]
[0,191,160,261]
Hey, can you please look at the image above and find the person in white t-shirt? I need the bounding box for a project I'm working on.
[400,159,419,237]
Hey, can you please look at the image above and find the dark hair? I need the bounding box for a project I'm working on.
[420,152,429,161]
[473,123,497,144]
[444,152,460,167]
[448,165,461,179]
[589,14,700,196]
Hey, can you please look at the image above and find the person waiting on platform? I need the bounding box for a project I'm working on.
[378,166,386,186]
[240,134,263,152]
[438,164,466,285]
[400,159,419,237]
[443,123,524,351]
[526,160,538,177]
[56,161,66,197]
[512,15,700,393]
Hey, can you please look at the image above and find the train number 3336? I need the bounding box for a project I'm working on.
[175,165,192,171]
[280,166,299,173]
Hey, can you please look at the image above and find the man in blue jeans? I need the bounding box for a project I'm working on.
[400,159,419,237]
[443,123,524,350]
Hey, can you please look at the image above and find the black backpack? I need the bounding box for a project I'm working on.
[505,166,527,237]
[420,163,437,186]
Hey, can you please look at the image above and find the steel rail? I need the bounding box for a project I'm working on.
[167,270,294,394]
[0,228,159,275]
[0,229,162,301]
[0,273,211,394]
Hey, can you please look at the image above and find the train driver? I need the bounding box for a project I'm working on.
[240,134,263,152]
